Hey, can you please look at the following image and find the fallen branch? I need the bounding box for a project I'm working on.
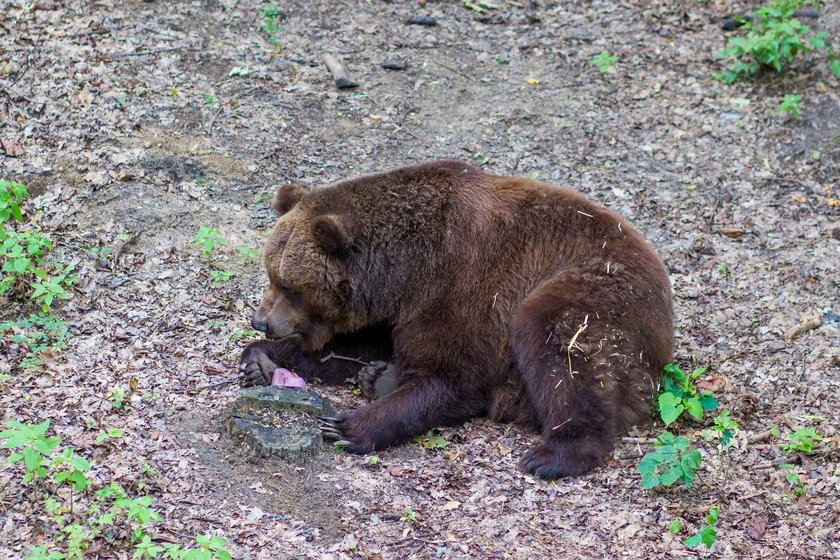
[319,352,373,366]
[323,55,358,89]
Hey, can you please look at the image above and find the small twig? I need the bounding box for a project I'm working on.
[620,436,657,444]
[430,59,472,81]
[98,47,200,58]
[319,353,373,367]
[192,378,238,392]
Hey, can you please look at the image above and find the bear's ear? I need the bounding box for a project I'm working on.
[311,214,355,255]
[273,184,306,215]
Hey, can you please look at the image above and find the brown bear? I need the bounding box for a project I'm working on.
[239,160,673,479]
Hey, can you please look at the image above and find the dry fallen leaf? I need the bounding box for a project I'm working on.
[719,227,744,238]
[1,139,24,156]
[695,374,726,392]
[442,501,461,511]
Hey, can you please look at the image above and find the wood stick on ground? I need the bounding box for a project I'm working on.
[319,352,373,366]
[323,55,358,89]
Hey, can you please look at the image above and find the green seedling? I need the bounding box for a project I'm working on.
[658,364,717,425]
[193,226,226,257]
[592,51,618,72]
[779,94,801,117]
[782,427,824,454]
[210,269,235,284]
[683,506,718,549]
[638,430,702,489]
[400,507,418,522]
[239,246,259,264]
[0,179,28,223]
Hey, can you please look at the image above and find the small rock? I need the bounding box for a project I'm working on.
[720,111,742,121]
[382,59,408,71]
[406,16,437,26]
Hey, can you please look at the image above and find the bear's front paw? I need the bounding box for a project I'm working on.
[239,342,279,387]
[318,413,376,455]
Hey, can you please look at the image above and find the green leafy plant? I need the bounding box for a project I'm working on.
[779,94,801,117]
[683,506,718,549]
[658,364,717,425]
[591,50,618,72]
[0,312,73,369]
[1,181,78,313]
[413,430,450,449]
[260,3,283,46]
[238,246,259,264]
[0,419,63,483]
[779,464,809,502]
[3,421,230,559]
[637,431,702,489]
[710,410,740,449]
[0,179,27,223]
[209,269,235,284]
[714,0,840,83]
[107,387,128,411]
[193,227,226,258]
[668,519,682,534]
[781,427,824,454]
[230,329,258,340]
[400,507,418,522]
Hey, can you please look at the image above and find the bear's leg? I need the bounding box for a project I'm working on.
[511,275,654,479]
[320,376,473,453]
[239,325,393,388]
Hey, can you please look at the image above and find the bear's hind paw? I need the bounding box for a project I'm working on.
[520,440,606,479]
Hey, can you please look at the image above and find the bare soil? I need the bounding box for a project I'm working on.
[1,1,839,559]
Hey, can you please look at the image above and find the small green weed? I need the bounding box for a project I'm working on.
[230,329,258,340]
[592,51,618,72]
[782,427,824,454]
[779,94,801,117]
[0,312,72,369]
[260,3,283,46]
[683,506,718,549]
[210,269,235,284]
[780,464,809,501]
[668,518,682,534]
[193,226,226,257]
[238,246,259,264]
[714,0,840,83]
[414,430,451,449]
[710,410,740,449]
[0,179,27,223]
[400,507,418,522]
[658,364,717,426]
[637,430,702,489]
[107,387,128,411]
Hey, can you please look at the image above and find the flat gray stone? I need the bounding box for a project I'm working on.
[227,386,335,459]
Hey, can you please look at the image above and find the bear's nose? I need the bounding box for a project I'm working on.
[251,316,268,332]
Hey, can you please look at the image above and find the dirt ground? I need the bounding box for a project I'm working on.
[1,0,839,558]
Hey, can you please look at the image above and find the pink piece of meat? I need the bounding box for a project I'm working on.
[271,367,307,388]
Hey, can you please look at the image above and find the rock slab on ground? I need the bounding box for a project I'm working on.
[228,386,335,459]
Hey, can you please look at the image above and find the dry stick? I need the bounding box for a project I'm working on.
[319,353,373,367]
[430,59,472,80]
[192,378,238,392]
[323,55,358,89]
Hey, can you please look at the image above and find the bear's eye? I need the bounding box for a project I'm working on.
[279,284,300,299]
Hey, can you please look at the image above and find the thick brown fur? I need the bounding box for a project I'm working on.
[240,160,673,479]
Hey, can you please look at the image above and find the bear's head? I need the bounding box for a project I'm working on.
[250,184,365,351]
